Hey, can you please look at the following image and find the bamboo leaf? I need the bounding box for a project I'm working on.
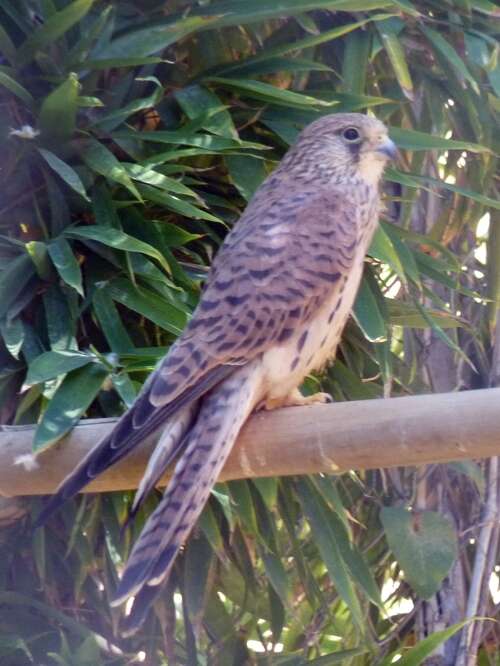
[47,237,84,296]
[38,149,89,201]
[33,363,107,451]
[17,0,96,66]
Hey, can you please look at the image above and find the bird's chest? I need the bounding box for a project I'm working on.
[260,223,376,403]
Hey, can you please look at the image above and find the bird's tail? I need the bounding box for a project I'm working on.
[112,360,263,635]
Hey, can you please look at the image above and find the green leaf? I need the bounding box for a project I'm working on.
[380,507,457,599]
[448,461,485,496]
[92,289,134,353]
[381,621,472,666]
[296,478,365,633]
[183,533,214,631]
[377,18,414,99]
[0,255,35,319]
[26,350,94,385]
[98,15,221,59]
[387,169,500,209]
[422,26,479,93]
[0,70,33,106]
[65,225,171,275]
[0,317,24,359]
[122,163,199,198]
[38,149,89,201]
[38,73,80,143]
[225,155,267,201]
[81,139,142,201]
[137,184,221,223]
[207,77,336,108]
[389,127,490,153]
[16,0,96,66]
[369,225,406,281]
[83,56,164,69]
[353,277,387,342]
[47,237,84,296]
[107,277,188,336]
[33,363,107,451]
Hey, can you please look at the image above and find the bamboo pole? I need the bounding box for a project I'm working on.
[0,388,499,498]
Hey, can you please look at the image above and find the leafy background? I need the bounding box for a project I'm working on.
[0,0,499,664]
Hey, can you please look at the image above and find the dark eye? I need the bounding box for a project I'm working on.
[343,127,360,142]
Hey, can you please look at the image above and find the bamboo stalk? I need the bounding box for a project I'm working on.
[1,388,500,498]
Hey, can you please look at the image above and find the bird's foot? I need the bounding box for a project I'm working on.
[263,389,333,410]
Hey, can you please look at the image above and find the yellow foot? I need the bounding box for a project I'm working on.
[263,388,333,410]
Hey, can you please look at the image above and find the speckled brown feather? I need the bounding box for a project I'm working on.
[35,113,395,633]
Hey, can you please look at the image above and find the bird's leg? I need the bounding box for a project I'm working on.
[263,388,333,410]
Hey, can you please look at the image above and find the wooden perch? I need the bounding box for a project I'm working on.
[1,388,499,498]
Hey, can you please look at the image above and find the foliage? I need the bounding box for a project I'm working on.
[0,0,498,664]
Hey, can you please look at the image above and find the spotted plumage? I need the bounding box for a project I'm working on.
[35,113,396,634]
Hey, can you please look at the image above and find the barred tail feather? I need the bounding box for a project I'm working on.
[112,361,263,633]
[34,365,232,528]
[128,401,198,521]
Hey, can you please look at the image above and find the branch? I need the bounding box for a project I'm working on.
[1,388,499,497]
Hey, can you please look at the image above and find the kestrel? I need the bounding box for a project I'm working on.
[36,113,396,633]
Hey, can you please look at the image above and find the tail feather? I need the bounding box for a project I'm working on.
[128,401,198,522]
[34,365,233,528]
[111,361,262,631]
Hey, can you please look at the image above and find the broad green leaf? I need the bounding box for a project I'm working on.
[114,129,266,152]
[207,77,336,108]
[33,363,107,451]
[422,26,479,93]
[38,74,80,143]
[342,30,371,94]
[38,149,89,201]
[296,478,365,633]
[81,139,142,201]
[107,277,187,335]
[47,237,84,296]
[25,350,93,385]
[16,0,96,66]
[225,155,267,201]
[83,56,164,69]
[369,225,406,280]
[380,507,457,599]
[194,0,396,27]
[42,285,76,351]
[380,621,472,666]
[65,225,171,275]
[137,184,221,223]
[448,461,485,496]
[388,169,500,209]
[92,289,134,353]
[92,76,164,130]
[386,301,464,329]
[122,163,199,198]
[0,317,24,359]
[0,71,33,106]
[175,85,237,139]
[353,278,387,342]
[183,533,214,632]
[97,15,221,59]
[377,18,414,99]
[389,127,490,153]
[0,255,35,319]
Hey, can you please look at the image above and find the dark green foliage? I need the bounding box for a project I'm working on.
[0,0,498,663]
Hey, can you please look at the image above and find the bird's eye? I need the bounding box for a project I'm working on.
[343,127,360,142]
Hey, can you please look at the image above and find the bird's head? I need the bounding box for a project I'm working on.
[282,113,397,186]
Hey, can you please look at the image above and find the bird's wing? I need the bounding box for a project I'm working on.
[35,187,361,526]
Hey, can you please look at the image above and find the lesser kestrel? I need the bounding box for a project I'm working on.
[36,112,396,633]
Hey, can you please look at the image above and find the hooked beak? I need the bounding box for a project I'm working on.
[376,137,398,160]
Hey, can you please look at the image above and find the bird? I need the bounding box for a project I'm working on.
[35,112,397,634]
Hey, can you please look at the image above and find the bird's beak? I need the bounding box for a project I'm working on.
[376,137,398,160]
